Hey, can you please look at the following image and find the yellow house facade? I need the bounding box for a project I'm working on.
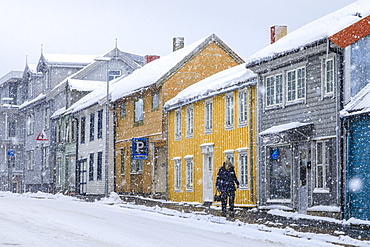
[165,64,257,207]
[113,34,244,196]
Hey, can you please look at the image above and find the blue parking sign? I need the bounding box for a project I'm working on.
[132,138,148,160]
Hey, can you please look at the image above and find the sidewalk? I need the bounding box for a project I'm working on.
[119,195,370,242]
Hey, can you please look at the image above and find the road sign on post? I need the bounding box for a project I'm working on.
[132,138,148,160]
[7,150,15,156]
[36,130,49,142]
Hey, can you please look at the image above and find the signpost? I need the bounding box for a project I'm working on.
[132,138,148,160]
[36,130,49,192]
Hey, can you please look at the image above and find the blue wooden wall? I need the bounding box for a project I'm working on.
[347,115,370,221]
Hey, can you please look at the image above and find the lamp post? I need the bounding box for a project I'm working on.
[95,57,111,197]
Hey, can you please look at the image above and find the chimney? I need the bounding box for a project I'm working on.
[270,25,287,44]
[173,37,185,52]
[145,55,160,64]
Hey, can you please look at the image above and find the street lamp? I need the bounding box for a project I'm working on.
[95,57,111,197]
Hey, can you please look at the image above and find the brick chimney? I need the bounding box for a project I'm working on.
[145,55,160,64]
[173,37,185,52]
[270,25,287,44]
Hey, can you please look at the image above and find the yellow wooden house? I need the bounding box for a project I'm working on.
[112,34,244,196]
[164,64,257,207]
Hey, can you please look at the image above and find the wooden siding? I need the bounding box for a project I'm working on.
[167,86,257,206]
[115,41,242,195]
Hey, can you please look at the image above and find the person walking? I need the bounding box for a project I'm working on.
[216,160,240,217]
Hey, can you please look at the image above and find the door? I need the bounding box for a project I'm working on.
[78,159,87,194]
[153,146,167,193]
[268,145,292,201]
[297,147,308,213]
[203,153,213,203]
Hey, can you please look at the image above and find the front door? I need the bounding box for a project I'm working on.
[153,146,167,193]
[297,147,308,213]
[268,145,292,201]
[203,153,214,203]
[78,159,87,194]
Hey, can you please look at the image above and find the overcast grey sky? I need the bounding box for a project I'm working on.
[0,0,356,77]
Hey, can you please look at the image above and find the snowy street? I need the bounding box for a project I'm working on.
[0,192,367,247]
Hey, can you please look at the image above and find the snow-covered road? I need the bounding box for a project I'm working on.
[0,192,366,247]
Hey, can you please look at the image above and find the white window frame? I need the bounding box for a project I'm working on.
[186,105,194,138]
[27,150,34,170]
[152,91,160,110]
[27,114,34,135]
[286,66,306,104]
[108,70,122,81]
[225,93,234,129]
[44,108,50,130]
[184,155,193,192]
[237,148,249,189]
[174,109,182,140]
[131,159,143,174]
[265,74,283,108]
[42,146,49,168]
[238,89,249,127]
[321,55,335,98]
[134,97,144,123]
[314,139,331,193]
[173,157,182,192]
[204,100,212,134]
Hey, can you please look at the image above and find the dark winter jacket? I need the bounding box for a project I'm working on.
[216,166,240,192]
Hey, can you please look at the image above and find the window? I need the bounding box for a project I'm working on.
[205,100,212,134]
[152,91,160,110]
[225,93,234,129]
[9,84,17,104]
[71,120,77,142]
[315,140,331,192]
[97,110,103,139]
[174,158,181,191]
[323,58,334,96]
[8,121,16,138]
[42,147,49,168]
[65,122,70,143]
[90,113,95,142]
[58,123,62,143]
[120,148,125,175]
[108,70,121,81]
[8,150,15,168]
[238,150,248,189]
[186,105,193,138]
[27,114,34,135]
[89,153,94,181]
[44,108,50,130]
[287,67,305,103]
[238,89,248,126]
[97,151,103,180]
[120,102,126,119]
[134,97,144,124]
[27,150,34,170]
[174,109,182,140]
[185,156,193,191]
[131,159,143,174]
[266,74,283,107]
[80,117,86,144]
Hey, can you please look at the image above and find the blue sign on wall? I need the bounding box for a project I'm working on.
[271,149,279,160]
[7,150,15,156]
[132,138,148,160]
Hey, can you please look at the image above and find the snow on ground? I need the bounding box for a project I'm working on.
[0,192,368,247]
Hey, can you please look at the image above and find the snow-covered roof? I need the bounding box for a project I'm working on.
[259,122,312,136]
[19,93,46,109]
[164,63,256,111]
[68,79,105,91]
[245,0,370,66]
[0,71,23,86]
[42,54,97,65]
[51,107,66,119]
[340,82,370,117]
[63,33,241,114]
